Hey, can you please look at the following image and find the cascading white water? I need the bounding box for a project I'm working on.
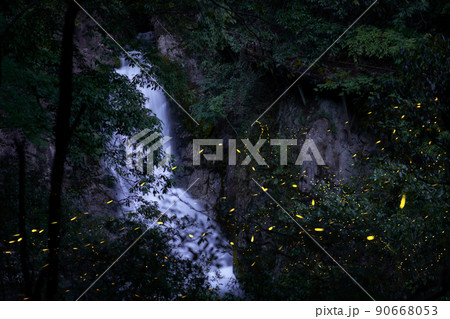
[114,57,240,295]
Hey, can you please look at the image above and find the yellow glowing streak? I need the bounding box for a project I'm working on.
[367,235,375,241]
[314,228,324,232]
[400,194,406,209]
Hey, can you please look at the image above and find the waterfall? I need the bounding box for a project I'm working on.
[114,56,240,295]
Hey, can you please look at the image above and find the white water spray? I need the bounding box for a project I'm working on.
[114,56,240,295]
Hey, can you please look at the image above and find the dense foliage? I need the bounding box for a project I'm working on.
[0,0,212,300]
[1,0,449,300]
[142,0,449,300]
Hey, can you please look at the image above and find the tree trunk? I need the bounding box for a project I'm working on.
[15,139,32,298]
[36,1,79,300]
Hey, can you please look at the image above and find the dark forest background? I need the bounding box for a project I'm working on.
[0,0,449,300]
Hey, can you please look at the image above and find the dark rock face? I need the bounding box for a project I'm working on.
[276,98,376,192]
[137,31,156,43]
[74,15,115,71]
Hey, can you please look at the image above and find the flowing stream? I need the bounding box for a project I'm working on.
[113,57,240,295]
